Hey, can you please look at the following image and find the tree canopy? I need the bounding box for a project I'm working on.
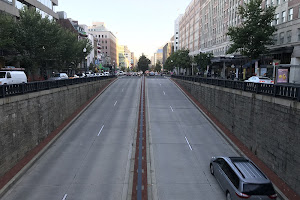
[137,54,151,73]
[164,49,191,72]
[0,7,92,72]
[226,0,276,59]
[193,52,213,72]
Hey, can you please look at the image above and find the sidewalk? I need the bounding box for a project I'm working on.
[172,78,300,200]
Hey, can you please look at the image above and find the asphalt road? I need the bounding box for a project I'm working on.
[1,76,141,200]
[147,76,239,200]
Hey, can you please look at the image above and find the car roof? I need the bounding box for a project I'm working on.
[222,157,270,183]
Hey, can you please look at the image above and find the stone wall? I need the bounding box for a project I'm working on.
[174,78,300,196]
[0,78,112,178]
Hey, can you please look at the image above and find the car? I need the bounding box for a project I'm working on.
[75,73,85,78]
[118,71,124,76]
[127,72,132,76]
[245,76,274,84]
[132,72,137,76]
[104,72,110,76]
[210,156,277,200]
[69,74,79,79]
[149,71,155,76]
[48,73,68,81]
[0,69,27,85]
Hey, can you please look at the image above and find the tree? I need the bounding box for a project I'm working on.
[163,49,191,74]
[194,52,213,73]
[0,7,92,75]
[226,0,276,59]
[137,54,151,73]
[155,61,162,72]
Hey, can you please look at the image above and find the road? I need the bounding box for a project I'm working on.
[1,76,239,200]
[147,76,238,200]
[1,77,141,200]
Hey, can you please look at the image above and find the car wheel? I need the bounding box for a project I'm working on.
[226,192,232,200]
[210,164,214,175]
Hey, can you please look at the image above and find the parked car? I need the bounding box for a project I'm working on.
[48,73,68,81]
[149,71,155,76]
[104,72,110,76]
[0,69,27,85]
[210,156,277,200]
[85,71,94,77]
[245,76,274,84]
[76,73,85,78]
[118,71,124,76]
[132,72,137,76]
[127,72,132,76]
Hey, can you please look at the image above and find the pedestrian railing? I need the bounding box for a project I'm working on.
[0,76,115,98]
[172,75,300,102]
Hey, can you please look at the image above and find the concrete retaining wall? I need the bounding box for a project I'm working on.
[174,78,300,196]
[0,78,112,178]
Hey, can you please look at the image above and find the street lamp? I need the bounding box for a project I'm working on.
[83,48,87,74]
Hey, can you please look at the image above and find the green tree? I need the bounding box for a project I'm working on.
[0,7,92,75]
[163,49,191,74]
[194,52,213,73]
[0,13,17,66]
[155,61,162,72]
[137,54,151,73]
[226,0,276,59]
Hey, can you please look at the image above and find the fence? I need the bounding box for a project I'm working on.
[0,76,114,98]
[172,75,300,101]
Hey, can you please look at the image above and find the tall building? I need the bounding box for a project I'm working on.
[163,42,173,65]
[174,14,183,52]
[88,22,118,68]
[0,0,58,20]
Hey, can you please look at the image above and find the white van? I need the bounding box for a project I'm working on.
[0,70,27,85]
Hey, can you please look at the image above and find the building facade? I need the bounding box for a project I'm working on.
[88,22,118,69]
[178,0,300,83]
[0,0,58,19]
[174,14,183,52]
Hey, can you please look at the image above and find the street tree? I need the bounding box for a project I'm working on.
[137,54,151,73]
[194,52,213,73]
[226,0,276,59]
[155,61,162,72]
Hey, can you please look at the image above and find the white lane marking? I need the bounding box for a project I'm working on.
[170,106,174,112]
[122,88,124,92]
[97,125,104,136]
[114,101,118,106]
[62,194,68,200]
[163,91,166,95]
[159,83,161,86]
[185,137,193,151]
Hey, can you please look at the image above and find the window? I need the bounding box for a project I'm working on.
[273,34,278,44]
[221,162,239,189]
[102,35,104,38]
[277,0,280,4]
[282,11,286,22]
[288,8,293,21]
[275,13,279,24]
[287,30,292,42]
[279,32,284,44]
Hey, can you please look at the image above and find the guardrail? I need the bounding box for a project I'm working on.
[0,76,115,98]
[172,75,300,102]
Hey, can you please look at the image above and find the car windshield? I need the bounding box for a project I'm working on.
[0,72,6,78]
[53,74,60,77]
[243,183,275,195]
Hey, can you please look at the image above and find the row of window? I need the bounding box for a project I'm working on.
[274,29,300,45]
[37,0,52,9]
[273,8,297,25]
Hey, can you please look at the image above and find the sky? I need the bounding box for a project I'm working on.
[56,0,192,59]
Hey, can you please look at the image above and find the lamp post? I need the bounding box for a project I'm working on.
[83,48,87,74]
[113,60,115,76]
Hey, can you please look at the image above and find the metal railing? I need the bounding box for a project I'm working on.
[0,76,115,98]
[172,75,300,102]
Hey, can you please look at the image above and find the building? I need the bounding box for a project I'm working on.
[88,22,118,69]
[0,0,58,20]
[174,14,183,52]
[163,41,174,66]
[178,0,300,83]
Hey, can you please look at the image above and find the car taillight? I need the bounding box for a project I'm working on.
[268,194,277,199]
[260,80,265,83]
[235,192,250,198]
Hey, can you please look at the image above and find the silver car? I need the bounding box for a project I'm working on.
[245,76,274,84]
[210,156,277,200]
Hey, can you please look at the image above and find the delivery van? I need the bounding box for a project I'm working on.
[0,70,27,85]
